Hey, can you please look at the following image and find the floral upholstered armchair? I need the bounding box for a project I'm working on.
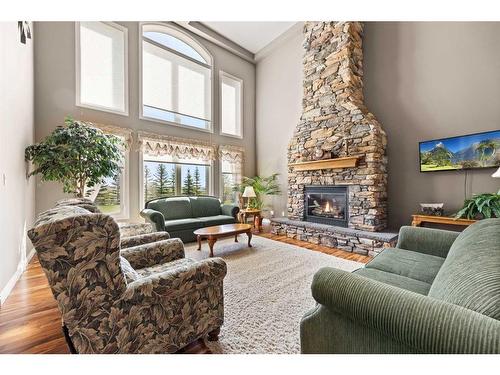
[28,205,227,354]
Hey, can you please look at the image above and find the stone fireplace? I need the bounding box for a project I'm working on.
[271,22,397,256]
[288,21,387,232]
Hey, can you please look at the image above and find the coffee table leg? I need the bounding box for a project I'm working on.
[247,230,252,247]
[208,236,217,257]
[197,235,202,251]
[235,234,238,243]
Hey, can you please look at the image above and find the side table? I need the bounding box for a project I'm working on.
[238,208,262,232]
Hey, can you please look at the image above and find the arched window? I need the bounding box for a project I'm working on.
[141,23,213,131]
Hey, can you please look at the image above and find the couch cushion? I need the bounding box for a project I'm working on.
[164,218,203,232]
[198,215,236,226]
[428,218,500,320]
[189,196,222,218]
[366,248,445,284]
[147,197,193,220]
[353,268,431,295]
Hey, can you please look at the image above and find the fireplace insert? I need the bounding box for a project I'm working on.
[304,185,348,227]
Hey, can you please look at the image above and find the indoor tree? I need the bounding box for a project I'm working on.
[25,117,123,198]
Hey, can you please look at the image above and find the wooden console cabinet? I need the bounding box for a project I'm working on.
[411,214,476,228]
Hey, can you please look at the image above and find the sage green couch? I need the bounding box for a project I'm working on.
[300,219,500,354]
[140,196,239,243]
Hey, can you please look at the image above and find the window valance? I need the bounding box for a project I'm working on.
[83,121,133,149]
[137,131,216,161]
[219,145,244,167]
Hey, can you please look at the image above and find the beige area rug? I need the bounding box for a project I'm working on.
[184,235,363,354]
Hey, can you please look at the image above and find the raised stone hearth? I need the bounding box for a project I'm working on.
[270,218,397,257]
[287,21,388,233]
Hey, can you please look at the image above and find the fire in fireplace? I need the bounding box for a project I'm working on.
[304,186,348,227]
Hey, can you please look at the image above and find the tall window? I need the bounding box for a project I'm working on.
[76,22,128,114]
[141,24,212,131]
[220,71,243,138]
[143,158,211,203]
[219,146,244,204]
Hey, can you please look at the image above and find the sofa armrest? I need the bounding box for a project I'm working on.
[120,232,170,249]
[140,209,166,232]
[309,267,500,353]
[221,204,240,218]
[396,226,459,258]
[122,257,227,301]
[120,238,184,269]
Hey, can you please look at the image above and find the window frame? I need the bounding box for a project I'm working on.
[138,22,215,133]
[219,70,244,139]
[75,21,129,116]
[139,152,215,209]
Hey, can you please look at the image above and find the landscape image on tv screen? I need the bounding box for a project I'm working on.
[419,130,500,172]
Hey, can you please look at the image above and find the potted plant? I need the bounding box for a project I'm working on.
[25,117,123,198]
[234,173,281,213]
[455,193,500,220]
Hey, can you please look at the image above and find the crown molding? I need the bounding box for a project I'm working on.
[175,21,255,63]
[254,22,303,62]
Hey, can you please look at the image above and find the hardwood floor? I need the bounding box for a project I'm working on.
[0,233,369,354]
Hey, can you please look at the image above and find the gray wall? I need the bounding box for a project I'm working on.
[34,22,256,221]
[256,25,303,217]
[364,22,500,228]
[0,22,35,303]
[256,22,500,229]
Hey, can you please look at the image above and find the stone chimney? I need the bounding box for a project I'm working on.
[287,22,388,231]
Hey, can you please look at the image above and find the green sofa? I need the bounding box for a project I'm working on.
[140,196,239,243]
[300,218,500,354]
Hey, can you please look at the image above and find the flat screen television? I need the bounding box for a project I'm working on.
[419,130,500,172]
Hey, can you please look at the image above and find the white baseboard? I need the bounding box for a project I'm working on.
[0,248,36,306]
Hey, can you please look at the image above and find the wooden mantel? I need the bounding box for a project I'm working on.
[289,155,361,171]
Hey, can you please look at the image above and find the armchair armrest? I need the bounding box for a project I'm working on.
[121,232,170,249]
[122,257,227,301]
[120,238,184,269]
[309,267,500,353]
[221,204,240,219]
[140,209,166,232]
[396,226,459,258]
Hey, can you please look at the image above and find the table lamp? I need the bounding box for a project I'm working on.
[242,186,256,209]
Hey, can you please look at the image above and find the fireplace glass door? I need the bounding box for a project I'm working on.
[304,186,348,227]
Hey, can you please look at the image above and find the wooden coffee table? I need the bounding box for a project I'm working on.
[194,224,253,257]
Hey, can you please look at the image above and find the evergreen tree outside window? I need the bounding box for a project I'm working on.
[143,159,209,202]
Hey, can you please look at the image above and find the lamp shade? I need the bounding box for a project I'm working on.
[242,186,256,198]
[492,167,500,178]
